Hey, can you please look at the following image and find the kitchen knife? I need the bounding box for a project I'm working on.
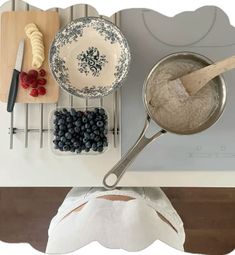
[7,39,24,112]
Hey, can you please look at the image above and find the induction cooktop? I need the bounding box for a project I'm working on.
[120,6,235,171]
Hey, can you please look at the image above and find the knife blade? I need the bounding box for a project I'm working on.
[7,39,24,112]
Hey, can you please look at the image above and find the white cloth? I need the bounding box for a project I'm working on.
[46,187,185,254]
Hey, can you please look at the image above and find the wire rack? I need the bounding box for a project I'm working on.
[7,0,120,150]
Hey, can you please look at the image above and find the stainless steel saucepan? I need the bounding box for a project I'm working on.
[103,52,227,190]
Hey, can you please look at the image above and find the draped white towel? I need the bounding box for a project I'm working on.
[46,187,185,254]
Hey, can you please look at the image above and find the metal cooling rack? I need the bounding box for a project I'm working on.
[7,0,120,150]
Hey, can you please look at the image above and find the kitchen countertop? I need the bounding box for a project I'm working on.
[0,2,235,187]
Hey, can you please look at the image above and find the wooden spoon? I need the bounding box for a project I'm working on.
[171,55,235,96]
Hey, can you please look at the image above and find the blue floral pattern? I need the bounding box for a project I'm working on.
[77,47,108,77]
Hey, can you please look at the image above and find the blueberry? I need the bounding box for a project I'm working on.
[95,108,99,114]
[53,119,58,124]
[74,127,80,133]
[81,125,85,131]
[97,147,104,152]
[94,136,100,142]
[92,125,97,131]
[85,141,91,148]
[58,141,64,148]
[87,113,93,120]
[94,130,99,135]
[97,121,104,127]
[70,147,75,153]
[85,147,90,152]
[72,116,78,121]
[54,110,60,116]
[92,146,97,152]
[60,137,67,143]
[71,138,76,143]
[82,117,88,123]
[73,142,80,148]
[83,137,88,143]
[58,119,65,125]
[62,108,68,114]
[75,120,82,127]
[65,132,72,139]
[90,133,95,139]
[89,120,94,126]
[96,115,102,121]
[71,108,77,116]
[63,145,70,151]
[77,111,83,117]
[58,130,64,136]
[69,128,75,134]
[66,116,72,123]
[59,124,66,131]
[86,128,92,133]
[81,144,86,150]
[76,148,82,154]
[67,123,73,129]
[54,144,59,150]
[84,132,90,139]
[99,108,105,115]
[103,141,108,147]
[85,123,90,129]
[92,142,97,148]
[97,141,103,147]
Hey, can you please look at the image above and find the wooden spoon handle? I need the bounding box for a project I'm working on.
[181,55,235,95]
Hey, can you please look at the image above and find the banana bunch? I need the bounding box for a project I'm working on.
[25,23,45,69]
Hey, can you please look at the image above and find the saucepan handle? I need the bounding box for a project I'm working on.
[103,117,166,190]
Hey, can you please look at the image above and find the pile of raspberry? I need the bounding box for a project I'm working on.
[20,69,47,97]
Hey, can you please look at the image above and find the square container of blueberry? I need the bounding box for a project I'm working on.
[50,107,109,155]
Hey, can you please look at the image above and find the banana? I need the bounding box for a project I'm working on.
[25,23,45,69]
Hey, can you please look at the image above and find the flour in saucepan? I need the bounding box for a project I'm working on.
[147,59,219,132]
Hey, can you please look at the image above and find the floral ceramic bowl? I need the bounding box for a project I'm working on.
[49,17,131,98]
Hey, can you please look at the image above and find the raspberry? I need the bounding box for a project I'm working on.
[30,80,38,88]
[19,72,27,82]
[37,78,47,86]
[28,69,38,78]
[22,74,28,83]
[25,74,37,85]
[38,86,46,95]
[20,81,29,89]
[29,88,38,97]
[39,69,46,77]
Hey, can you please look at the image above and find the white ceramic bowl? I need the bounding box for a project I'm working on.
[49,17,131,98]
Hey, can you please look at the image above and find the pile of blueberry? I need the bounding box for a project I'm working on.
[53,108,108,153]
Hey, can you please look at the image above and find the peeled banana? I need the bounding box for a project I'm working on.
[25,23,45,69]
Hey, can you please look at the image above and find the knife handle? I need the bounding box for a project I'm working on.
[7,69,20,112]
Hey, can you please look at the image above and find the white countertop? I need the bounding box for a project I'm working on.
[1,101,235,187]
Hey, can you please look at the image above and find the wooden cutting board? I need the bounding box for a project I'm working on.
[0,11,60,103]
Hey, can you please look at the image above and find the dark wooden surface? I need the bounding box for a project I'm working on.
[0,188,235,254]
[163,188,235,255]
